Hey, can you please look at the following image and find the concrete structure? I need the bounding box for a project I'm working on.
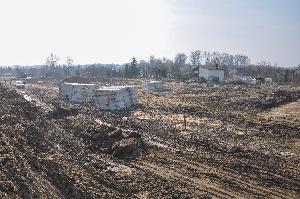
[95,86,138,110]
[59,83,139,110]
[265,78,273,84]
[241,75,253,82]
[142,81,170,92]
[240,75,256,84]
[58,82,96,103]
[198,65,225,83]
[15,80,25,89]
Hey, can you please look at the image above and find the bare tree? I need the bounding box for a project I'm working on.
[44,53,60,77]
[66,56,74,67]
[190,50,202,67]
[211,51,221,65]
[203,51,212,65]
[63,56,74,77]
[138,60,149,78]
[175,53,187,66]
[233,54,250,67]
[225,54,235,66]
[239,55,250,67]
[46,53,60,67]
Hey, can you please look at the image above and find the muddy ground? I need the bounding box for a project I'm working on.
[1,80,300,198]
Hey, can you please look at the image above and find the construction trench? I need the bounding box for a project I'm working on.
[1,80,300,198]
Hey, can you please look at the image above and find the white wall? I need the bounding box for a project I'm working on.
[198,67,209,79]
[208,69,225,82]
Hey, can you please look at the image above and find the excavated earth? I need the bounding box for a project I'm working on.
[1,81,300,198]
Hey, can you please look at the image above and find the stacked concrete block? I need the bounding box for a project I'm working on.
[58,83,96,103]
[95,86,138,110]
[142,81,169,92]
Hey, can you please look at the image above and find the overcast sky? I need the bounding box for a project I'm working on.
[0,0,299,66]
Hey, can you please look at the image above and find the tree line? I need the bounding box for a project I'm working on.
[0,51,299,84]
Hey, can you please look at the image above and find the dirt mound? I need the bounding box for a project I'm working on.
[0,85,144,198]
[112,138,143,158]
[256,89,300,110]
[0,85,62,198]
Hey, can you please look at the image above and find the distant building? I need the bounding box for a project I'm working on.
[198,64,225,83]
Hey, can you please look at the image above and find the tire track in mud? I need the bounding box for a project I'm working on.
[82,108,300,199]
[134,161,241,198]
[137,131,299,199]
[157,155,297,198]
[39,154,122,198]
[136,150,299,199]
[138,113,300,197]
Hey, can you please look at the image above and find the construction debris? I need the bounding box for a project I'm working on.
[58,82,96,103]
[58,82,138,110]
[142,81,170,92]
[95,86,138,110]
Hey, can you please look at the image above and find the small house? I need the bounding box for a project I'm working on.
[198,64,225,83]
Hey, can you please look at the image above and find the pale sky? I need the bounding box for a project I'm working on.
[0,0,299,67]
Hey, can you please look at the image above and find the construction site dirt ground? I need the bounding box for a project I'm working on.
[1,80,300,198]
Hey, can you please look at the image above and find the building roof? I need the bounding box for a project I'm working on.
[200,64,225,70]
[149,81,161,84]
[63,82,95,86]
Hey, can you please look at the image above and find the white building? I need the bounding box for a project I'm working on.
[95,86,138,110]
[58,82,96,103]
[198,65,225,83]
